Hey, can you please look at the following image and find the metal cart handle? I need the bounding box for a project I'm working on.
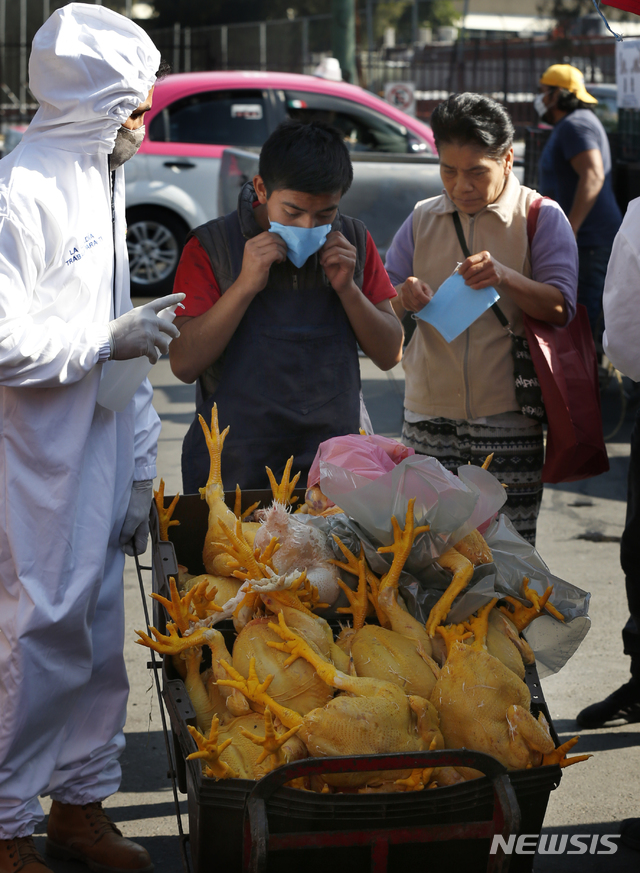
[243,748,520,873]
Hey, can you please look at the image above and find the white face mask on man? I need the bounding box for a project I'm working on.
[533,93,548,118]
[109,125,145,170]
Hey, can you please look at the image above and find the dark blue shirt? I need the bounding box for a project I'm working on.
[538,109,622,248]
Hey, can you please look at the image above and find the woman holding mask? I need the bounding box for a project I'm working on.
[385,93,578,543]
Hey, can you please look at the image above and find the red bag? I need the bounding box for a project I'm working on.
[524,199,609,484]
[602,0,640,14]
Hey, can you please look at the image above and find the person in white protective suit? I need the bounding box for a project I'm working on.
[0,5,184,873]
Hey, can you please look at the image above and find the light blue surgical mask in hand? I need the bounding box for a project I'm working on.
[268,221,332,268]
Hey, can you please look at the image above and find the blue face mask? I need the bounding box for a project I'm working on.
[268,221,332,269]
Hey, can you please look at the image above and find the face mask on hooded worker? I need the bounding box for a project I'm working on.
[109,125,145,170]
[268,221,332,269]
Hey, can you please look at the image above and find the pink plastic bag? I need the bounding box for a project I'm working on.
[307,434,415,488]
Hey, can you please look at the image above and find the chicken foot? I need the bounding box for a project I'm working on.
[500,578,565,631]
[233,484,260,520]
[187,717,238,780]
[426,549,475,637]
[154,479,180,542]
[239,707,302,772]
[378,497,430,592]
[266,455,301,507]
[218,658,305,731]
[331,537,388,627]
[543,735,592,769]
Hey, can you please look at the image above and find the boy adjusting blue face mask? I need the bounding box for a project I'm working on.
[268,221,332,269]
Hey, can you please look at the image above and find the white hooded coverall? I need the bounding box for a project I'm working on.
[0,4,161,837]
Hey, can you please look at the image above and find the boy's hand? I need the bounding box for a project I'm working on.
[319,231,357,296]
[398,276,434,312]
[238,231,287,294]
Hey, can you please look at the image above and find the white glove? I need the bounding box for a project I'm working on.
[120,479,154,556]
[108,293,185,364]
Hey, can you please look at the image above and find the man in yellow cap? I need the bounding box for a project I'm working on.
[535,63,622,340]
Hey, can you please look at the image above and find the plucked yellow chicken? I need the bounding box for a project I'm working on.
[198,405,261,576]
[137,620,252,733]
[177,572,241,604]
[231,614,334,716]
[253,502,342,606]
[431,600,589,772]
[327,515,440,702]
[138,569,338,724]
[485,608,532,680]
[327,502,440,700]
[218,613,444,788]
[186,708,307,780]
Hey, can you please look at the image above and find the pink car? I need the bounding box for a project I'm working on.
[124,71,440,294]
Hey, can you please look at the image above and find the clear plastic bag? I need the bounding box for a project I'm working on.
[316,456,590,677]
[319,454,506,554]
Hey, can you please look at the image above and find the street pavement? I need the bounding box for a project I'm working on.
[32,352,640,873]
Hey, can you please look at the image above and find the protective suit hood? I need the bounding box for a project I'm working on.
[23,2,160,155]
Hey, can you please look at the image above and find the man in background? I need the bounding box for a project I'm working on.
[536,63,622,341]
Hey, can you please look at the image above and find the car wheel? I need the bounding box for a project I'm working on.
[126,208,189,296]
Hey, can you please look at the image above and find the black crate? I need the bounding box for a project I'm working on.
[151,493,563,873]
[162,650,560,873]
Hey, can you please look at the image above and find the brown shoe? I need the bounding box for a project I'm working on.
[45,801,153,873]
[0,837,52,872]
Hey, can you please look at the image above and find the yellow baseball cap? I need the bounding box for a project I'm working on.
[539,64,598,104]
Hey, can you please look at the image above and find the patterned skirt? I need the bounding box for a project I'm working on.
[401,415,544,544]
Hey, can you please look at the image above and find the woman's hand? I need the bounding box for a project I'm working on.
[458,251,510,290]
[398,276,434,312]
[458,250,567,325]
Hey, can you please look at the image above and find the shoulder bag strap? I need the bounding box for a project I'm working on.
[451,211,510,330]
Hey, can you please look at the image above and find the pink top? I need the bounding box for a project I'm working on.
[140,71,436,157]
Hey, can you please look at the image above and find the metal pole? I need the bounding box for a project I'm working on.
[412,0,418,45]
[366,0,373,89]
[366,0,373,52]
[184,27,191,73]
[302,18,309,74]
[456,0,470,90]
[259,22,266,71]
[503,38,508,106]
[221,25,228,70]
[43,0,50,21]
[173,22,180,74]
[457,0,470,56]
[125,0,132,18]
[332,0,358,84]
[19,0,27,114]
